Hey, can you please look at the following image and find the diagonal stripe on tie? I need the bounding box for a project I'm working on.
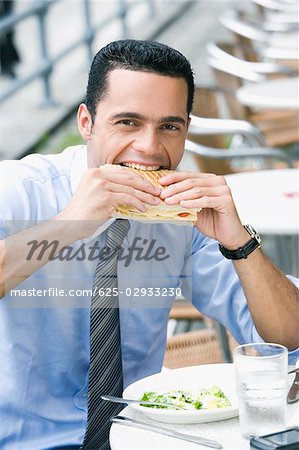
[80,219,130,449]
[88,346,122,394]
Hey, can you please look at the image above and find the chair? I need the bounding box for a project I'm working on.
[241,9,299,33]
[219,9,298,53]
[180,139,293,175]
[186,88,293,175]
[189,114,265,146]
[250,0,299,16]
[169,299,203,322]
[163,329,223,368]
[188,86,268,174]
[219,9,299,63]
[163,327,239,369]
[207,41,297,76]
[207,50,299,147]
[168,300,203,334]
[185,139,292,163]
[190,86,233,153]
[167,299,237,364]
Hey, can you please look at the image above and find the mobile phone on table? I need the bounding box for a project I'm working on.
[250,427,299,450]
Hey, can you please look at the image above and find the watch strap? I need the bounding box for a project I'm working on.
[219,225,261,260]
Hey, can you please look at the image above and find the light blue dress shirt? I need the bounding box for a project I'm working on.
[1,146,298,449]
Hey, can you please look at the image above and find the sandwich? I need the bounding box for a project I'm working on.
[105,165,201,225]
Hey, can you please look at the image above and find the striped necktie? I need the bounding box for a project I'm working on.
[81,219,130,450]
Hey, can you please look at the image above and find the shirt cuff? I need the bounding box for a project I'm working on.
[252,327,299,366]
[287,274,299,288]
[285,275,299,365]
[288,348,299,366]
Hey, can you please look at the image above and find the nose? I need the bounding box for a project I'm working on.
[132,127,163,157]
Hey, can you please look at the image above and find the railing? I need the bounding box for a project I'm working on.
[0,0,155,105]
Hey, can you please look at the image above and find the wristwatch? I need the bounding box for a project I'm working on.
[219,224,262,260]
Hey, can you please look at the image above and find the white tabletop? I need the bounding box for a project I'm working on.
[236,77,299,110]
[261,47,299,61]
[110,369,299,450]
[224,169,299,235]
[265,12,299,24]
[268,32,299,50]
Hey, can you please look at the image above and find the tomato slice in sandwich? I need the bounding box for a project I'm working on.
[177,212,190,218]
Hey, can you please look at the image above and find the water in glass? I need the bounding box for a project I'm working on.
[238,369,286,437]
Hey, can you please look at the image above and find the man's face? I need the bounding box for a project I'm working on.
[79,69,190,169]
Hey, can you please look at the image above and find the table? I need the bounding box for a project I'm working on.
[268,32,299,50]
[236,77,299,110]
[261,47,299,61]
[225,169,299,276]
[110,367,299,450]
[224,169,299,235]
[265,12,299,24]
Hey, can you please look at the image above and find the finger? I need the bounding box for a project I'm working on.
[180,194,232,210]
[159,171,216,186]
[107,182,161,206]
[99,166,161,196]
[164,185,230,205]
[113,193,150,213]
[160,176,228,199]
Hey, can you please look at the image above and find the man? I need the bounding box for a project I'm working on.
[0,40,298,449]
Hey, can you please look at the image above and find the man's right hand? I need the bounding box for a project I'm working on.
[0,165,161,297]
[57,165,161,239]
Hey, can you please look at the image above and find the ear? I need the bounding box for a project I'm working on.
[184,116,191,139]
[77,103,93,140]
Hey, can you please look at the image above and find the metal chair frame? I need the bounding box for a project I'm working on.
[184,139,293,168]
[220,8,298,42]
[207,41,297,76]
[189,114,265,147]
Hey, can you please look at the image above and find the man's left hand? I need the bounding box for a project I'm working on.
[159,171,249,249]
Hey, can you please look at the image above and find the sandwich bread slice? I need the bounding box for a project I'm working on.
[105,165,201,225]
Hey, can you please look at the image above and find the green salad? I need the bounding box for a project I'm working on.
[140,385,231,410]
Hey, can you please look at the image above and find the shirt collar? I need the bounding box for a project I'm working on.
[70,145,88,196]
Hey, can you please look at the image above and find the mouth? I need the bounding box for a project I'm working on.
[119,162,162,171]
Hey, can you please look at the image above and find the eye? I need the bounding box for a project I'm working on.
[117,120,136,126]
[161,124,180,131]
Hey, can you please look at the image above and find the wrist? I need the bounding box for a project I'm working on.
[54,212,107,241]
[53,213,86,242]
[221,229,251,250]
[219,225,262,260]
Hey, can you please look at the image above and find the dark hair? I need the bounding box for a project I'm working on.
[85,39,194,123]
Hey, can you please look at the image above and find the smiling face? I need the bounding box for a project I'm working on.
[77,69,190,170]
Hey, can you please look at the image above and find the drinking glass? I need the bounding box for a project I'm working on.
[234,343,288,438]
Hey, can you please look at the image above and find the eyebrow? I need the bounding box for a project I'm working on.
[161,116,186,126]
[110,112,186,126]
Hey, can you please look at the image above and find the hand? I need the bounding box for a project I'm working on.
[57,166,161,239]
[159,171,249,249]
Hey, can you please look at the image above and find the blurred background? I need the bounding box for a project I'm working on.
[1,0,298,366]
[1,0,236,158]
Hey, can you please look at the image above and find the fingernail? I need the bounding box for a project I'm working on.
[165,197,175,204]
[160,188,169,198]
[158,176,168,183]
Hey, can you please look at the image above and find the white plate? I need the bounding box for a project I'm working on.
[123,363,238,424]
